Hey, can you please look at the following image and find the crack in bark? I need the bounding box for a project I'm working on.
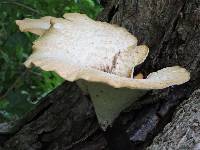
[107,1,120,22]
[65,126,99,150]
[153,0,188,65]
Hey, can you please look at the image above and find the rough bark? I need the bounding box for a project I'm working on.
[0,0,200,150]
[147,89,200,150]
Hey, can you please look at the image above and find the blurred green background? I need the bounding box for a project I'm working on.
[0,0,102,122]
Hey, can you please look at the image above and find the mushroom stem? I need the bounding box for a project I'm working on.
[77,80,147,130]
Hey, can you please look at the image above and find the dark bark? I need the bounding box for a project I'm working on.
[1,0,200,150]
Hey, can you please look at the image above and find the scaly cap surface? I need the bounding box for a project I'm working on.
[16,13,190,89]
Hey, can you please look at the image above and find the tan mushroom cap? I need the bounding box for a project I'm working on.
[16,16,53,36]
[16,13,190,90]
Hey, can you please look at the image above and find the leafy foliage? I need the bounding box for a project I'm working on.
[0,0,102,122]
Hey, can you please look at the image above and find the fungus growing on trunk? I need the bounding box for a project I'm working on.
[16,13,190,130]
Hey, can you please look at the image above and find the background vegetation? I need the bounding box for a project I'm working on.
[0,0,102,122]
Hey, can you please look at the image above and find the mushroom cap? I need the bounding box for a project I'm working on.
[16,13,190,90]
[16,16,53,36]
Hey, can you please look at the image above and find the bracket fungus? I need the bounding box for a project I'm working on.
[16,13,190,130]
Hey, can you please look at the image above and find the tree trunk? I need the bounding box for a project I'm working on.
[147,89,200,150]
[1,0,199,150]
